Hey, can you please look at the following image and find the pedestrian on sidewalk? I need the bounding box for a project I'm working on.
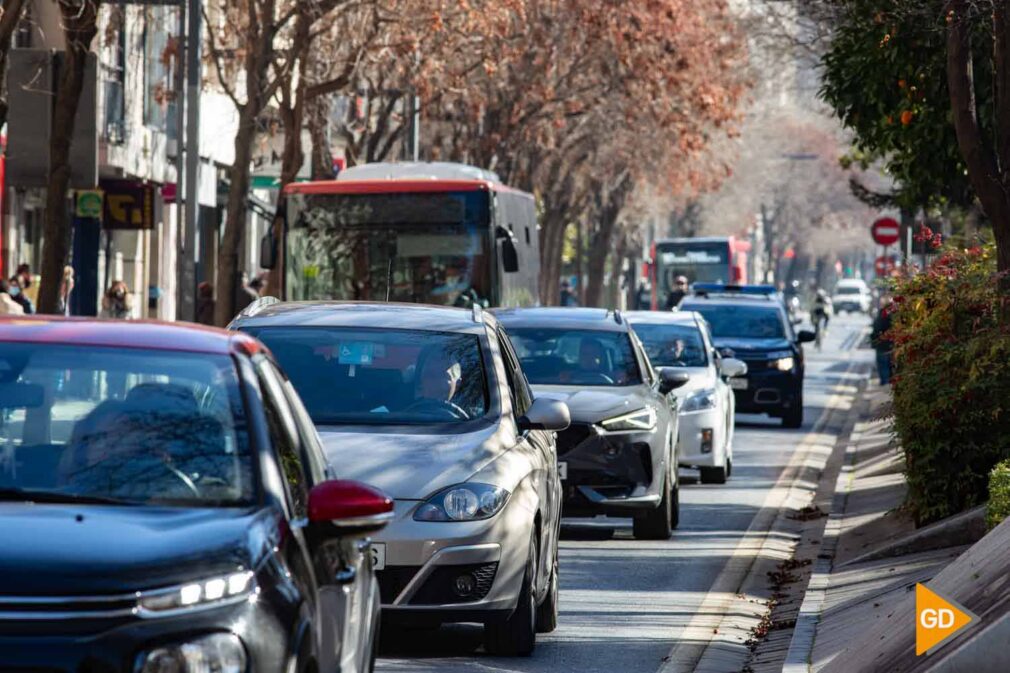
[871,297,894,385]
[196,282,216,326]
[559,279,579,306]
[8,263,35,314]
[0,280,24,316]
[58,266,75,316]
[100,281,133,319]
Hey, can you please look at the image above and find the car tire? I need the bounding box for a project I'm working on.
[700,464,728,484]
[634,471,674,540]
[535,544,559,633]
[783,400,804,429]
[484,533,537,656]
[727,457,733,478]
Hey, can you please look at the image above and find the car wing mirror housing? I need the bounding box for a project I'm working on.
[720,358,748,378]
[519,398,571,431]
[658,367,691,394]
[797,330,817,344]
[308,480,394,533]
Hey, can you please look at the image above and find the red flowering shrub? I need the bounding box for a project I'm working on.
[889,242,1010,525]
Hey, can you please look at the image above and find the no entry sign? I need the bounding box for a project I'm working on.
[875,255,896,276]
[872,217,901,246]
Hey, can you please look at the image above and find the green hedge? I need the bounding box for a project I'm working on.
[890,242,1010,525]
[988,460,1010,530]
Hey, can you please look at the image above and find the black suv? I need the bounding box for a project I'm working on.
[681,286,815,428]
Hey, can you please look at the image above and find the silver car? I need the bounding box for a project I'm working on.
[231,302,569,656]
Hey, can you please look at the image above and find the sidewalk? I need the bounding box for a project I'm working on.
[782,384,991,673]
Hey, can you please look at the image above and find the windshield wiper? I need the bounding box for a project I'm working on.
[0,488,139,506]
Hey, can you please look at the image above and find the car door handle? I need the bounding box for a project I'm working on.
[335,566,357,584]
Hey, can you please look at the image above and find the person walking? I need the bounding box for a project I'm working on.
[812,289,831,350]
[100,281,133,319]
[58,266,75,316]
[871,298,894,385]
[665,276,689,310]
[559,280,579,307]
[0,280,24,316]
[196,282,216,325]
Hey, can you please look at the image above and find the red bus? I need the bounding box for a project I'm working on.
[647,236,750,309]
[259,163,540,308]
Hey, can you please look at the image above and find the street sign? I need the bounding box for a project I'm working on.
[872,217,901,246]
[102,180,154,230]
[75,190,103,219]
[875,255,896,276]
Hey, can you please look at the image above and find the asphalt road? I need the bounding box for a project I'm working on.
[377,312,873,673]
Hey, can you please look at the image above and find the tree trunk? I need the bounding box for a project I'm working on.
[539,204,568,306]
[37,1,98,315]
[214,110,257,325]
[308,96,333,180]
[947,0,1010,291]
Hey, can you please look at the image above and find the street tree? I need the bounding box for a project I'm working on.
[37,0,100,315]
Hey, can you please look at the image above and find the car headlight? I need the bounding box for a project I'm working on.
[137,571,255,616]
[683,388,718,413]
[599,407,657,432]
[414,483,510,522]
[137,633,246,673]
[772,357,795,372]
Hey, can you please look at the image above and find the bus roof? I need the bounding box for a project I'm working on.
[654,236,751,252]
[284,179,533,199]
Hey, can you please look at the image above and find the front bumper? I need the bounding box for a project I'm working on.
[0,597,289,672]
[678,408,725,467]
[373,498,533,624]
[732,366,802,416]
[555,422,662,517]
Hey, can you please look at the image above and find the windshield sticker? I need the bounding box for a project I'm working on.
[337,342,375,366]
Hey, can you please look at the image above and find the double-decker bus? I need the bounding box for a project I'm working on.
[647,236,750,310]
[259,162,540,308]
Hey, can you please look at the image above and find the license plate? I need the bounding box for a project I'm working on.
[729,378,748,391]
[558,462,568,480]
[369,542,386,570]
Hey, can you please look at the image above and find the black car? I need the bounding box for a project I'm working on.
[681,288,815,428]
[0,318,392,673]
[496,308,689,539]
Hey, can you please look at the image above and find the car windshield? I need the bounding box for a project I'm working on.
[681,303,787,340]
[0,344,253,506]
[835,286,862,295]
[506,328,642,387]
[244,327,489,425]
[630,323,708,368]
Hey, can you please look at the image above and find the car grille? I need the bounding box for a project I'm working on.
[409,563,498,605]
[740,358,770,372]
[376,566,421,604]
[0,594,138,621]
[556,422,594,456]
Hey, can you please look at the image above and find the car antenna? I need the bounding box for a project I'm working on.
[612,309,623,325]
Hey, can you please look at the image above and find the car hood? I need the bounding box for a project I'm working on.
[0,504,275,595]
[711,337,792,355]
[317,424,503,499]
[531,385,650,424]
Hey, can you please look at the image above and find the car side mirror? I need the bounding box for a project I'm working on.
[259,227,277,270]
[496,226,520,273]
[658,367,691,394]
[720,358,748,379]
[797,330,816,344]
[308,480,394,533]
[519,398,570,432]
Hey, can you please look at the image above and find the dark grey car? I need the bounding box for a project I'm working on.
[231,302,569,656]
[495,308,688,540]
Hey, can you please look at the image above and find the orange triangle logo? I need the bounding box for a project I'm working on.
[916,583,974,655]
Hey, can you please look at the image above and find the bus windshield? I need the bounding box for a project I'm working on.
[655,241,731,291]
[285,190,492,306]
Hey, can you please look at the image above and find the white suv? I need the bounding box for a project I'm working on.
[831,279,872,314]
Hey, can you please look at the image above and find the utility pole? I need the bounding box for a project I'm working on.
[173,0,186,319]
[177,0,202,321]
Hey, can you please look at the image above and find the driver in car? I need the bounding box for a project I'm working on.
[560,338,612,384]
[411,351,469,419]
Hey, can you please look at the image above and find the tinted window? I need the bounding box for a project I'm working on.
[0,344,253,505]
[245,327,489,425]
[258,362,308,516]
[631,323,708,367]
[507,328,642,387]
[681,303,787,339]
[835,286,862,295]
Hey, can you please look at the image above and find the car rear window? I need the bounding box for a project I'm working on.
[505,328,642,387]
[680,302,787,340]
[244,327,489,425]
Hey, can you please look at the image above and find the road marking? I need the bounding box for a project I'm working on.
[658,359,860,673]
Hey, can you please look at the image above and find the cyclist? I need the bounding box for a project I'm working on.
[811,289,831,349]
